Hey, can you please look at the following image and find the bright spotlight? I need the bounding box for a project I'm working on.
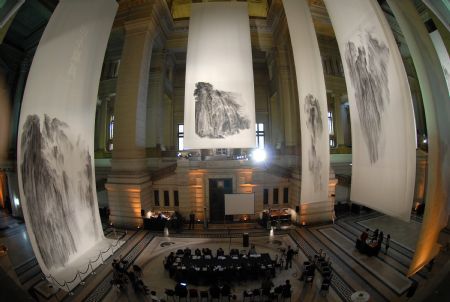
[13,196,20,207]
[252,149,266,162]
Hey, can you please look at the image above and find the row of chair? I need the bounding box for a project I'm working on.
[165,288,231,301]
[165,287,292,301]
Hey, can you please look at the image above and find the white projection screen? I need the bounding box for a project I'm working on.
[429,30,450,95]
[323,0,416,221]
[17,0,118,289]
[225,193,255,215]
[183,2,256,149]
[283,0,330,204]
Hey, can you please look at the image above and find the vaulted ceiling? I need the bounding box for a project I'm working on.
[2,0,56,52]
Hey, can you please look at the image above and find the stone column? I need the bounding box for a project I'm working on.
[0,72,11,163]
[9,57,30,159]
[276,46,298,151]
[146,50,165,153]
[162,95,173,149]
[106,18,156,228]
[5,171,22,217]
[334,95,345,147]
[340,97,351,147]
[95,96,109,153]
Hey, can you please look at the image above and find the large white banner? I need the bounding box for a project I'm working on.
[184,2,256,149]
[17,0,117,288]
[283,0,330,204]
[387,0,450,276]
[430,30,450,95]
[323,0,416,221]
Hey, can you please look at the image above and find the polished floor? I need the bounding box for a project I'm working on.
[0,209,449,302]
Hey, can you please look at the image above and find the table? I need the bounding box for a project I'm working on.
[355,239,380,256]
[350,290,370,302]
[168,253,274,284]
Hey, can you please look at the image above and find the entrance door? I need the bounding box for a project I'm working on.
[209,178,232,223]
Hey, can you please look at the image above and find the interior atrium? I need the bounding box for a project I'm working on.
[0,0,449,301]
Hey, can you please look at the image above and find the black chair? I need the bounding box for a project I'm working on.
[305,272,314,287]
[319,282,330,296]
[165,288,176,301]
[243,290,253,301]
[221,285,232,301]
[200,290,209,301]
[210,291,220,301]
[261,289,272,302]
[176,291,188,302]
[271,285,282,301]
[281,289,292,301]
[189,288,199,301]
[252,288,261,301]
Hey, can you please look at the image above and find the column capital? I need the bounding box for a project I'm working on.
[123,17,157,36]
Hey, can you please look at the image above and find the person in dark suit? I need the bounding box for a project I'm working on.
[285,246,294,269]
[360,229,369,242]
[189,211,195,229]
[282,279,291,297]
[385,234,391,255]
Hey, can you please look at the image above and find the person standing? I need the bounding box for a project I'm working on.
[189,211,195,230]
[360,229,369,242]
[285,246,294,269]
[378,231,384,245]
[385,234,391,255]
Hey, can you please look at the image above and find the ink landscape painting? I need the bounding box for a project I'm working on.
[345,30,390,164]
[304,94,324,191]
[194,82,251,139]
[20,114,103,270]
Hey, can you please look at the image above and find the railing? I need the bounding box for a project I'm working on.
[43,231,126,295]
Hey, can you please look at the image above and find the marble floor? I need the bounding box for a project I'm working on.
[0,210,449,302]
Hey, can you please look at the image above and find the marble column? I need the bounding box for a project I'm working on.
[341,98,352,147]
[106,18,156,228]
[146,50,165,153]
[6,171,22,217]
[334,95,345,148]
[95,96,109,153]
[162,95,173,149]
[9,57,30,159]
[0,72,11,163]
[276,47,298,152]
